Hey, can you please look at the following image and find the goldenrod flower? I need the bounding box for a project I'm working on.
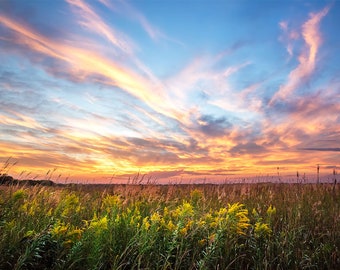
[12,189,27,201]
[175,202,194,218]
[150,212,162,223]
[142,217,150,231]
[52,221,69,236]
[67,228,83,239]
[47,208,53,217]
[217,207,227,216]
[198,220,206,227]
[102,194,122,212]
[198,239,206,246]
[267,205,276,216]
[179,227,187,236]
[89,215,108,232]
[60,194,81,217]
[166,220,176,231]
[227,202,244,215]
[225,203,251,235]
[254,221,272,238]
[163,207,169,218]
[210,221,218,229]
[24,230,35,238]
[252,208,259,218]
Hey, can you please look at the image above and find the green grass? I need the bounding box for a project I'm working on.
[0,183,339,269]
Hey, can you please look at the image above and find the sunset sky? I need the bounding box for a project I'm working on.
[0,0,339,183]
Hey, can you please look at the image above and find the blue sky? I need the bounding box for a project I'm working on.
[0,0,339,183]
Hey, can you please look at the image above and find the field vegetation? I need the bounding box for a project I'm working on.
[0,182,339,269]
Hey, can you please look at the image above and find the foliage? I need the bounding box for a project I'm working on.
[0,183,339,269]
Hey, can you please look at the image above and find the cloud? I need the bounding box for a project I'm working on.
[229,142,266,156]
[0,2,338,181]
[93,0,185,93]
[197,114,231,137]
[163,53,253,130]
[66,0,134,54]
[117,0,163,42]
[278,20,300,58]
[299,148,340,152]
[0,112,46,131]
[98,0,181,45]
[270,6,330,105]
[0,13,182,121]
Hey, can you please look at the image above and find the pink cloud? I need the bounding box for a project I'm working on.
[270,6,330,105]
[66,0,134,54]
[0,14,182,121]
[279,21,288,31]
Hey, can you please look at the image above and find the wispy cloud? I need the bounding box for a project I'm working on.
[270,6,330,105]
[0,14,181,120]
[66,0,134,54]
[0,112,46,131]
[300,148,340,152]
[98,0,181,45]
[278,20,299,58]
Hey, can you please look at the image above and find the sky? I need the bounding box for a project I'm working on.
[0,0,339,183]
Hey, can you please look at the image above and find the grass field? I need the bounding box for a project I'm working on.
[0,183,339,269]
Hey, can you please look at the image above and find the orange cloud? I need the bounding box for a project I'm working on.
[0,14,181,121]
[67,0,165,86]
[270,6,329,105]
[0,112,46,131]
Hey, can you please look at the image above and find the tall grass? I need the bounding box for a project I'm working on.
[0,183,339,269]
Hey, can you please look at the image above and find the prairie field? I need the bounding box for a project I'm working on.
[0,183,339,269]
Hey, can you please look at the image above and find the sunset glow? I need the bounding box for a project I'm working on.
[1,0,339,183]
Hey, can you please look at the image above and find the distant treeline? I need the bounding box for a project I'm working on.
[0,174,56,186]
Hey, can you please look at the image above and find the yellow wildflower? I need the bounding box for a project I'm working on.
[254,221,272,238]
[6,220,16,230]
[267,205,276,216]
[142,217,150,231]
[12,189,27,202]
[47,208,53,217]
[217,207,227,216]
[102,195,121,211]
[179,227,187,236]
[227,202,244,215]
[226,202,250,235]
[163,207,169,218]
[252,208,258,217]
[24,230,35,238]
[166,220,176,231]
[198,220,206,227]
[52,221,69,236]
[130,213,141,226]
[67,228,83,240]
[89,215,108,232]
[186,220,193,229]
[175,202,194,218]
[204,212,213,222]
[198,239,206,246]
[60,194,81,217]
[150,212,162,223]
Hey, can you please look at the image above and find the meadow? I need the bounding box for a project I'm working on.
[0,182,339,269]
